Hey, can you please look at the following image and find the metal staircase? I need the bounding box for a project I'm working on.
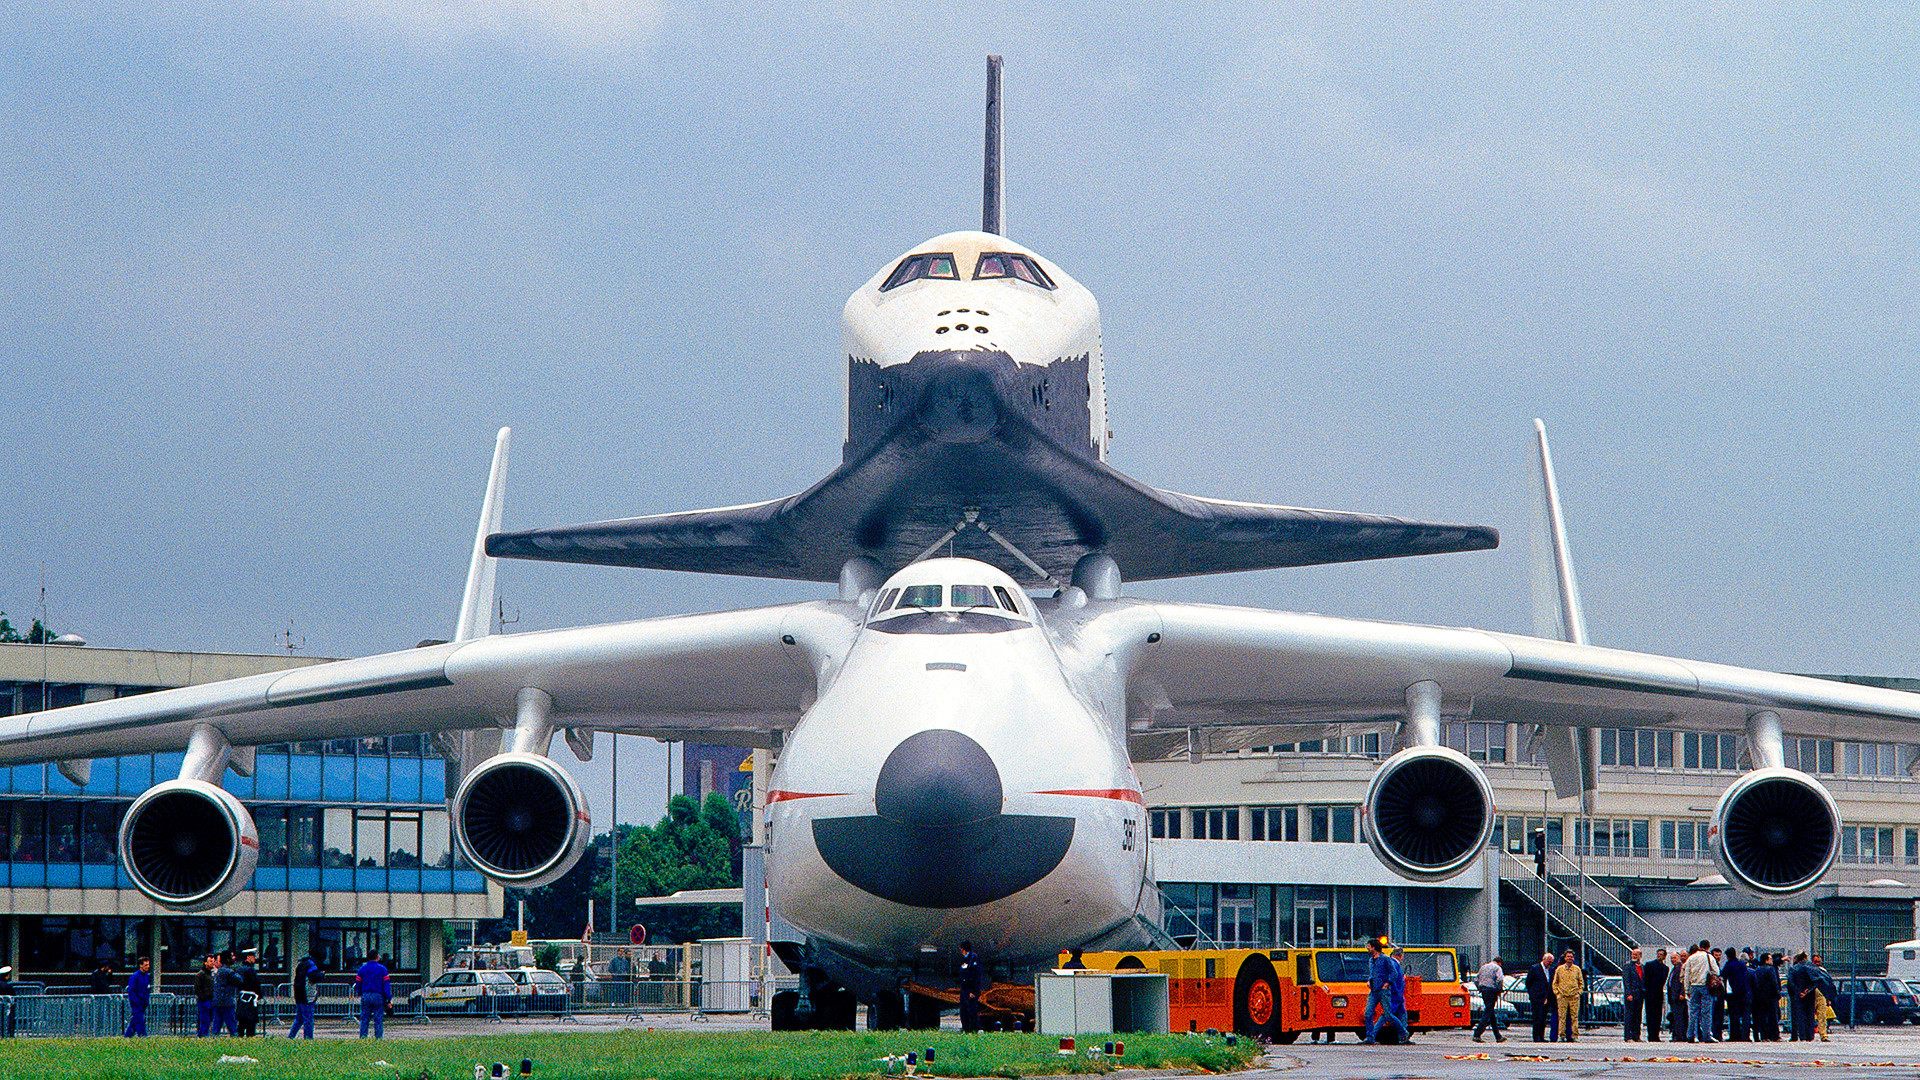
[1499,851,1679,972]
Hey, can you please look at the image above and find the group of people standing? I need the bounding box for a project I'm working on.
[1472,941,1842,1045]
[191,949,265,1037]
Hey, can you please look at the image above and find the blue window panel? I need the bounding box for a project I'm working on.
[453,869,487,893]
[288,868,321,892]
[422,869,454,894]
[388,868,422,893]
[356,755,386,804]
[288,756,323,800]
[321,867,354,892]
[253,753,289,801]
[7,864,36,888]
[322,756,355,802]
[115,865,135,890]
[250,867,289,892]
[11,764,45,795]
[0,864,9,887]
[421,763,447,804]
[80,864,115,889]
[388,759,422,804]
[117,755,152,795]
[354,868,388,892]
[80,757,116,796]
[223,763,254,800]
[45,864,80,889]
[155,753,185,785]
[48,764,83,796]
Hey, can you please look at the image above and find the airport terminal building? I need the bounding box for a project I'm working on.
[1141,696,1920,976]
[0,643,498,987]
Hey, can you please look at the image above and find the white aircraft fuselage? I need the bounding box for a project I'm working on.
[767,556,1148,974]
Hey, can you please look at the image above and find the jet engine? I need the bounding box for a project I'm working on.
[1710,766,1839,896]
[451,751,592,888]
[118,778,260,912]
[1361,745,1495,882]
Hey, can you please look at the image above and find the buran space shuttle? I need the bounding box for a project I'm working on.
[0,57,1904,1034]
[485,60,1494,585]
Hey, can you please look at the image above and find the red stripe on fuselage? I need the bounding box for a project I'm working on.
[1034,789,1144,804]
[766,790,846,803]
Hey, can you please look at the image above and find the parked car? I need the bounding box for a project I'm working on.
[504,968,572,1014]
[1831,977,1920,1026]
[408,969,518,1013]
[1584,975,1624,1024]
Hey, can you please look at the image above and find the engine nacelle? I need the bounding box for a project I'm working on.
[1361,745,1495,882]
[118,779,259,912]
[1711,766,1839,896]
[452,752,592,888]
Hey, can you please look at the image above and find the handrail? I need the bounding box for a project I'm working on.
[1545,850,1680,951]
[1500,853,1637,964]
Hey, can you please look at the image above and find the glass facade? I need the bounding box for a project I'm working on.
[0,676,489,982]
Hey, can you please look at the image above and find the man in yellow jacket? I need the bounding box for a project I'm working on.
[1552,949,1586,1041]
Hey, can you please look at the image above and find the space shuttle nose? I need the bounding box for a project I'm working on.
[874,729,1003,826]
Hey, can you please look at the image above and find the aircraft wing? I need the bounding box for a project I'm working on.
[1097,601,1920,746]
[485,418,1495,585]
[0,602,861,766]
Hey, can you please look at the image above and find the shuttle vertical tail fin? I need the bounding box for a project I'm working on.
[982,54,1004,236]
[1529,419,1596,810]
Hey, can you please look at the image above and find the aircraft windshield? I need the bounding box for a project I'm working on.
[949,584,996,608]
[973,252,1055,289]
[897,584,943,609]
[881,253,960,291]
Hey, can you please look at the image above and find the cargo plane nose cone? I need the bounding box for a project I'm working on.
[813,729,1074,909]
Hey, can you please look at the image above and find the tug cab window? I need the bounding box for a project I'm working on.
[973,252,1056,289]
[881,253,960,291]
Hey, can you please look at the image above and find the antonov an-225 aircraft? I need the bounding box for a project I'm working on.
[3,58,1916,1031]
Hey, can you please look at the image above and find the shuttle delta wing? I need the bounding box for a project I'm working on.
[1100,602,1920,745]
[483,424,1496,585]
[0,602,860,766]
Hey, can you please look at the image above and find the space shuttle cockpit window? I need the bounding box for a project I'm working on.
[880,253,960,291]
[972,252,1056,290]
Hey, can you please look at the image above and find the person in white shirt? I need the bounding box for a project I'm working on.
[1472,956,1507,1042]
[1683,939,1717,1042]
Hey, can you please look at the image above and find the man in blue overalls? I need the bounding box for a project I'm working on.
[1361,938,1391,1043]
[957,942,984,1033]
[355,949,392,1038]
[123,957,152,1037]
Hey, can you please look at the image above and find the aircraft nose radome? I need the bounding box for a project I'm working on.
[874,729,1002,827]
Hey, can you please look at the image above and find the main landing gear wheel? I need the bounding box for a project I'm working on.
[907,992,944,1030]
[1233,954,1281,1041]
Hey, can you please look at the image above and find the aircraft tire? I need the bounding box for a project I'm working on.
[1232,954,1282,1041]
[771,990,800,1031]
[829,987,859,1030]
[1273,1031,1299,1044]
[867,990,907,1030]
[907,992,944,1029]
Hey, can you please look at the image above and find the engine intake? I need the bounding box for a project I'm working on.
[1711,767,1839,896]
[118,779,259,912]
[1362,746,1494,882]
[452,752,592,888]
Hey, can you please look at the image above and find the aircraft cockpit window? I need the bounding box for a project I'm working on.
[949,584,996,609]
[881,253,960,291]
[874,588,900,614]
[992,586,1021,613]
[972,252,1056,290]
[897,584,943,609]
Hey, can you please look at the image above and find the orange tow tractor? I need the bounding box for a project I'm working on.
[1069,945,1471,1043]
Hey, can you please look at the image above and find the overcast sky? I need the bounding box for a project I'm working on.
[5,2,1916,827]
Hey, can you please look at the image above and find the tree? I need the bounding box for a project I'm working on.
[0,613,55,644]
[507,792,743,944]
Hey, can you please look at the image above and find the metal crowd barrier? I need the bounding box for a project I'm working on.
[0,992,187,1038]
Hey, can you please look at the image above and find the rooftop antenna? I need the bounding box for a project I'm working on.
[982,55,1005,236]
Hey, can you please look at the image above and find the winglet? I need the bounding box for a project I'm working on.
[454,427,511,642]
[1531,420,1597,811]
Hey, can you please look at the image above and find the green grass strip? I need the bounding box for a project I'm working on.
[0,1029,1259,1080]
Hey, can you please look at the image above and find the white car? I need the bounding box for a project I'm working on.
[505,968,572,1012]
[408,969,519,1013]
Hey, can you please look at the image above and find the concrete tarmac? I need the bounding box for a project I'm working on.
[1249,1028,1920,1080]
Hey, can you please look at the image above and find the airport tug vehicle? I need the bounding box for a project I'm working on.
[1068,946,1471,1043]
